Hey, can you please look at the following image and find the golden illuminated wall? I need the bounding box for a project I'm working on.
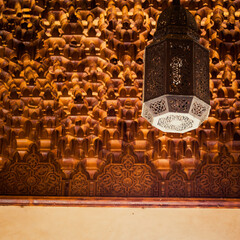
[0,0,240,199]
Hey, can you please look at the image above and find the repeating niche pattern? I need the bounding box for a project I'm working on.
[96,149,160,197]
[193,146,240,198]
[0,145,64,196]
[0,0,239,199]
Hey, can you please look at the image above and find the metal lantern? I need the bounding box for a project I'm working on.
[142,0,210,133]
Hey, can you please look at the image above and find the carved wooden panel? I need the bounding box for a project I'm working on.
[0,145,64,195]
[0,0,240,204]
[193,146,240,198]
[95,147,160,197]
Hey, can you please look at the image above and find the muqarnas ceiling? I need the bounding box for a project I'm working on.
[0,0,240,198]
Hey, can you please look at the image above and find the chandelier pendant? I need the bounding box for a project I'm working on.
[142,0,211,133]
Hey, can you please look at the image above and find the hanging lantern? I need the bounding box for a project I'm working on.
[142,0,210,133]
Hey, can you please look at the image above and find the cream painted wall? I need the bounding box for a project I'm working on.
[0,206,240,240]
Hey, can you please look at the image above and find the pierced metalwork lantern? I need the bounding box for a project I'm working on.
[142,0,210,133]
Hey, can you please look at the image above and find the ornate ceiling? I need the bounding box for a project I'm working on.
[0,0,240,204]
